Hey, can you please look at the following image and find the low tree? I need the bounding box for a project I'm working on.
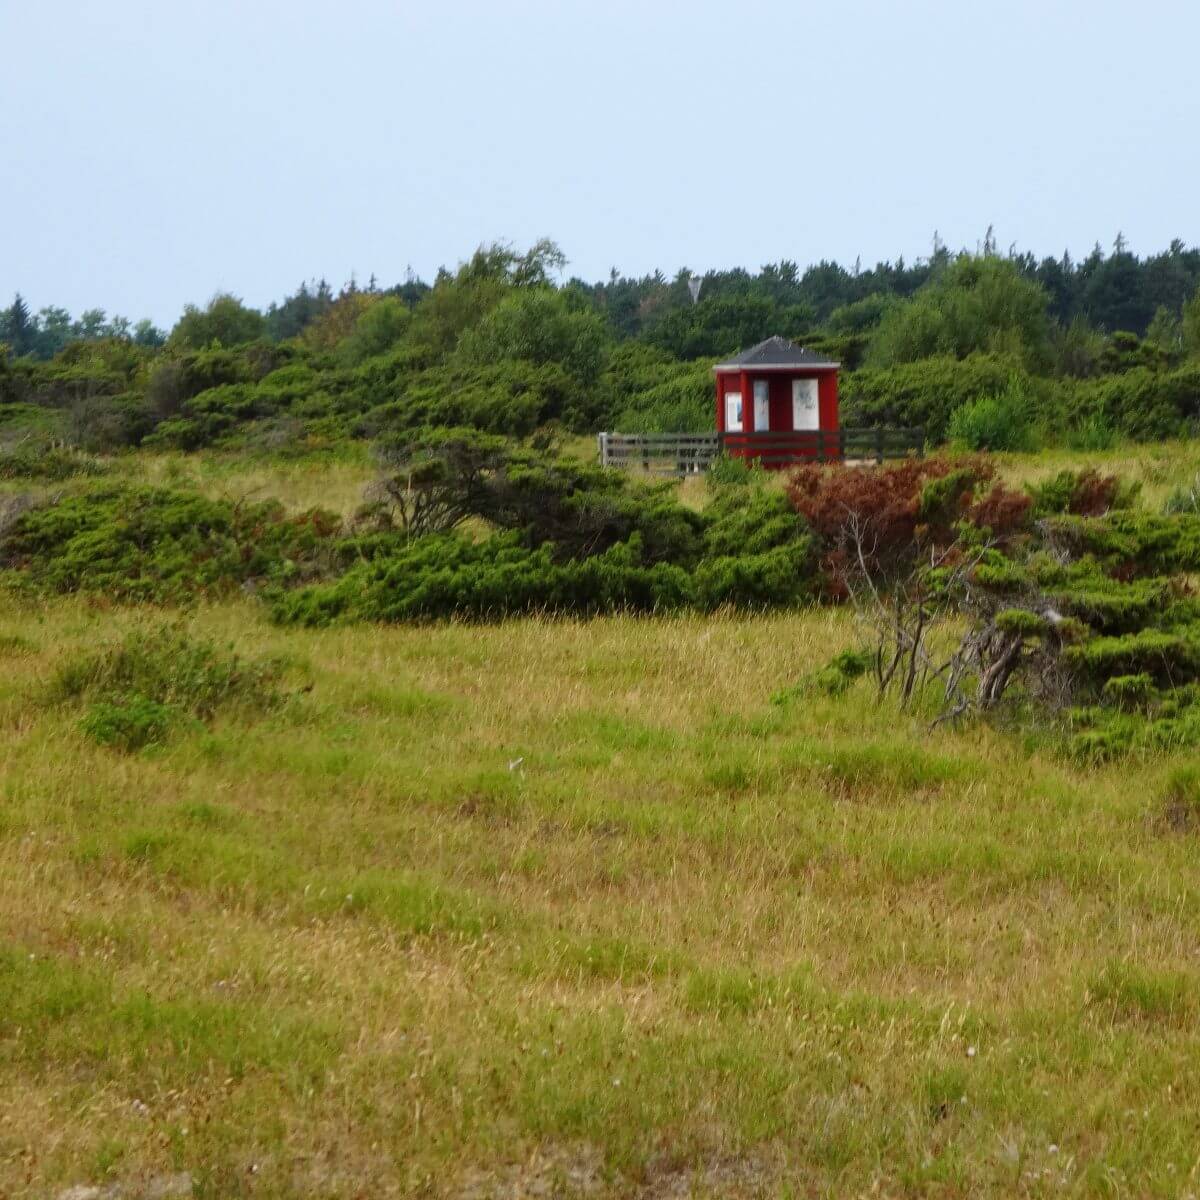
[867,255,1051,372]
[168,294,266,350]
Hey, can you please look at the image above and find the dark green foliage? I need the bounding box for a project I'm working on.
[1061,363,1200,440]
[644,293,809,360]
[168,295,266,350]
[1062,629,1200,686]
[1,486,341,601]
[694,540,813,611]
[65,394,157,452]
[866,257,1051,371]
[355,360,590,437]
[703,486,810,558]
[271,531,696,625]
[602,343,713,434]
[842,353,1032,443]
[1040,511,1200,574]
[369,427,707,565]
[457,287,610,388]
[272,434,817,624]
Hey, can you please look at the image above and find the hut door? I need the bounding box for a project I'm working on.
[792,379,819,430]
[753,380,770,432]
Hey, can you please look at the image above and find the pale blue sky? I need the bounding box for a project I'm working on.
[3,0,1198,325]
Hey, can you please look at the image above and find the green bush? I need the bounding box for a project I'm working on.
[0,443,105,481]
[694,541,813,610]
[602,344,714,434]
[354,360,589,437]
[703,486,810,558]
[53,624,288,752]
[271,531,697,626]
[1060,363,1200,441]
[842,353,1034,443]
[865,256,1051,372]
[1,485,341,601]
[49,623,287,717]
[1100,673,1156,711]
[945,382,1036,451]
[80,696,178,752]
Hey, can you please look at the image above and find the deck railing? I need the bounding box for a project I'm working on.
[597,428,925,475]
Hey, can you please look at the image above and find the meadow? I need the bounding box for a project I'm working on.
[4,442,1200,1197]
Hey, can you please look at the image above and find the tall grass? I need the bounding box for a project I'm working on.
[1,593,1199,1195]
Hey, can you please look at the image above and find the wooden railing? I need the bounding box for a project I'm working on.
[597,428,925,475]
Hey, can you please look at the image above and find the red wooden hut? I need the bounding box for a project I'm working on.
[713,336,840,466]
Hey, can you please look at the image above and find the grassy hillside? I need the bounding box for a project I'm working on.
[4,571,1200,1196]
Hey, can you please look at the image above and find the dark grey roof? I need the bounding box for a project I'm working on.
[713,335,839,371]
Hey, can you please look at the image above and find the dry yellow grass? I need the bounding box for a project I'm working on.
[2,591,1200,1197]
[110,448,377,517]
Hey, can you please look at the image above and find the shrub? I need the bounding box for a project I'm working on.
[456,287,611,388]
[271,531,696,625]
[841,353,1034,443]
[706,454,760,487]
[1,485,341,601]
[1040,511,1200,574]
[694,541,813,610]
[65,393,156,451]
[368,428,707,566]
[866,256,1051,372]
[337,297,413,365]
[79,696,178,752]
[1061,363,1200,441]
[52,624,288,751]
[786,457,1000,591]
[354,360,589,437]
[1100,673,1156,711]
[1027,469,1132,518]
[0,442,105,481]
[703,486,811,559]
[1066,416,1117,452]
[49,623,287,717]
[602,344,714,434]
[945,381,1035,452]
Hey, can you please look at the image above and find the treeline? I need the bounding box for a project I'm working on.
[4,235,1200,455]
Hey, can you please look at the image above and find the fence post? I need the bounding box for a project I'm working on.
[598,431,608,468]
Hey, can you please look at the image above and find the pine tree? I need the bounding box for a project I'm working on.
[2,294,35,356]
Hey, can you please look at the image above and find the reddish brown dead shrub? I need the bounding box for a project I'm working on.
[967,483,1033,535]
[1068,468,1122,517]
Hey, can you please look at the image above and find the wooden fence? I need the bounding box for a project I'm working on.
[597,428,925,475]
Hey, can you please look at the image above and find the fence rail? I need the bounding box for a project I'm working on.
[597,428,925,475]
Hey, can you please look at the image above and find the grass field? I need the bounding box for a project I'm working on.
[4,585,1200,1198]
[5,441,1200,1198]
